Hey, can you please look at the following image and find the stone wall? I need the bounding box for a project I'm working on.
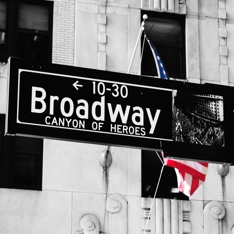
[1,0,234,233]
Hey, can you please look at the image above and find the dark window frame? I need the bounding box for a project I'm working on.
[0,0,7,61]
[0,0,53,190]
[1,0,53,63]
[141,11,188,199]
[141,150,188,200]
[141,11,186,79]
[0,114,43,190]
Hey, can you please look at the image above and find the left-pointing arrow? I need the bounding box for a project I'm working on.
[73,80,83,90]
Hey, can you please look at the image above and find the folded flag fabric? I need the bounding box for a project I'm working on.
[146,37,169,80]
[163,157,208,196]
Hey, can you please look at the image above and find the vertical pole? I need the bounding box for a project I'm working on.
[154,0,160,10]
[171,200,179,234]
[168,0,175,12]
[127,14,148,74]
[161,0,167,11]
[156,199,163,234]
[164,199,171,234]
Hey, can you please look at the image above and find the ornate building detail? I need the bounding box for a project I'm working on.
[141,198,191,234]
[204,201,226,234]
[98,0,107,70]
[79,214,100,234]
[141,0,186,14]
[105,194,127,234]
[218,0,228,85]
[217,163,230,176]
[106,194,122,213]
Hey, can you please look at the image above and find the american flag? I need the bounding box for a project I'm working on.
[146,37,169,80]
[164,157,208,196]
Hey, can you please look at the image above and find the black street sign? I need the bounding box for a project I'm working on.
[6,57,173,150]
[6,57,234,163]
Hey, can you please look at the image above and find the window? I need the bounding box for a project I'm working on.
[141,11,187,199]
[0,0,53,190]
[0,115,43,190]
[0,1,6,62]
[0,0,53,63]
[141,11,186,79]
[142,150,188,199]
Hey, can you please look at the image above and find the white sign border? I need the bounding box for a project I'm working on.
[16,69,173,142]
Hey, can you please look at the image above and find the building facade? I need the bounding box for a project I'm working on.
[0,0,234,233]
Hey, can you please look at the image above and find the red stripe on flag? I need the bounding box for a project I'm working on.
[190,177,199,195]
[163,155,208,196]
[164,159,208,181]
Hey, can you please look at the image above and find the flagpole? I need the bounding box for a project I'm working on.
[138,33,146,75]
[127,14,148,74]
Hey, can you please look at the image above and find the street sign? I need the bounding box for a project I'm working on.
[6,57,234,163]
[17,69,172,142]
[6,57,173,150]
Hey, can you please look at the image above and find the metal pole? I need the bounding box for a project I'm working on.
[127,14,148,74]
